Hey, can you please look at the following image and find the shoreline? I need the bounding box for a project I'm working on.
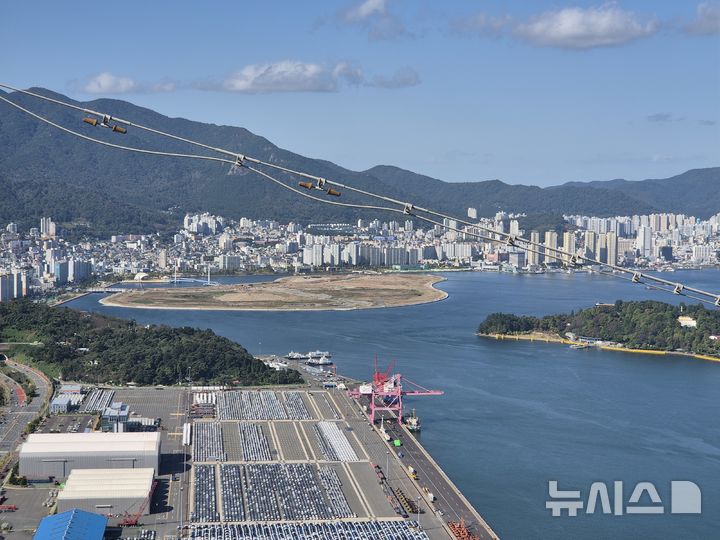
[98,274,449,312]
[477,332,720,364]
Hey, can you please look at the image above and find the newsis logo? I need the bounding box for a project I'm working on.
[546,481,702,517]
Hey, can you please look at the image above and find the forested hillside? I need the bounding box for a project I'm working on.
[477,301,720,356]
[1,88,718,237]
[0,300,301,385]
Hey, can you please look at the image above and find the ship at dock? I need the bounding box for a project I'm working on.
[306,354,333,366]
[286,350,333,365]
[308,350,331,359]
[405,408,421,432]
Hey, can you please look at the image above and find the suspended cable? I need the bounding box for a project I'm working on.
[1,84,718,307]
[0,94,233,166]
[597,270,717,307]
[243,165,403,214]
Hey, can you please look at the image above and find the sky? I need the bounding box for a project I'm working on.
[1,0,719,186]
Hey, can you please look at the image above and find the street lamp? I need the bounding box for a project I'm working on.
[417,496,422,529]
[179,484,184,534]
[386,450,390,480]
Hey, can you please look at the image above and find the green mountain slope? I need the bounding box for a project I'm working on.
[0,88,717,237]
[563,168,720,218]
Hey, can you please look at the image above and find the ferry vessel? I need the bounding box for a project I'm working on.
[308,350,331,359]
[285,351,309,360]
[306,355,333,366]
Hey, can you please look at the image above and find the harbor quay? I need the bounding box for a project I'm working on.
[1,359,498,540]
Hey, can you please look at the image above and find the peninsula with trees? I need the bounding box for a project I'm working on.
[477,300,720,361]
[0,301,302,385]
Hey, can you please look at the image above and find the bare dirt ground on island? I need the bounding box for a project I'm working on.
[100,273,448,311]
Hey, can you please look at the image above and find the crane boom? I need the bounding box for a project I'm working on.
[349,359,443,424]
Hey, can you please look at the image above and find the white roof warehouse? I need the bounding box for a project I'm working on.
[19,432,160,480]
[57,468,155,516]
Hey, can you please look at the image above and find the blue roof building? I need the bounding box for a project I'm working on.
[33,508,106,540]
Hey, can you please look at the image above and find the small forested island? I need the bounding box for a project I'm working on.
[477,300,720,359]
[0,301,302,385]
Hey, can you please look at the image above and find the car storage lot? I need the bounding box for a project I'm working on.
[0,385,453,540]
[186,388,451,540]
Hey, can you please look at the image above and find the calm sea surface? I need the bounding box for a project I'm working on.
[66,269,720,539]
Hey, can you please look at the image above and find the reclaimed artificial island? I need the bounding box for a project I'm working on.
[101,273,448,311]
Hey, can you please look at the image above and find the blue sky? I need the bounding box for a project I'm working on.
[2,0,718,186]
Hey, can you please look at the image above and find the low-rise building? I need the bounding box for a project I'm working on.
[19,432,161,479]
[56,468,155,516]
[101,402,130,432]
[50,395,72,415]
[33,508,107,540]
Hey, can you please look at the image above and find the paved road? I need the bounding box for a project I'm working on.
[0,355,51,454]
[5,358,51,413]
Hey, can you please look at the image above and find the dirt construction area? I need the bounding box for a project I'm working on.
[101,273,447,311]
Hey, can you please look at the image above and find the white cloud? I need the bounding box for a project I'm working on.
[367,67,421,89]
[149,81,177,92]
[219,61,419,94]
[83,72,137,94]
[333,63,364,86]
[339,0,406,40]
[80,73,177,94]
[684,2,720,35]
[222,61,338,93]
[513,5,658,49]
[343,0,387,22]
[646,113,674,123]
[78,62,420,96]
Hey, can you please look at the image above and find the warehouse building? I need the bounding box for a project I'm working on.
[33,508,107,540]
[57,468,155,516]
[19,432,161,480]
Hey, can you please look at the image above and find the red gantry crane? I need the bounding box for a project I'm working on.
[349,358,443,425]
[120,480,157,526]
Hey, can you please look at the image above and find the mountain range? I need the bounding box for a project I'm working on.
[0,88,718,237]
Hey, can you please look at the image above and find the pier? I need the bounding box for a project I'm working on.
[348,391,499,540]
[282,356,499,540]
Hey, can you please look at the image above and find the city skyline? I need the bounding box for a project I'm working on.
[2,208,718,303]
